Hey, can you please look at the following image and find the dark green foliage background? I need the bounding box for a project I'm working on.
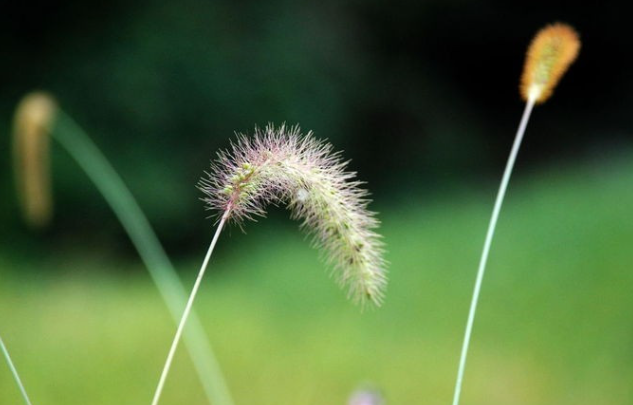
[1,0,631,252]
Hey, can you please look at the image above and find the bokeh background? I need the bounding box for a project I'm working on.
[1,0,632,404]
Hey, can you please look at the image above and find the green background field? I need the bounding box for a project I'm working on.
[2,155,632,405]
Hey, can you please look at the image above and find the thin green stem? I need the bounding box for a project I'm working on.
[451,96,536,405]
[151,214,228,405]
[1,335,33,405]
[51,112,234,405]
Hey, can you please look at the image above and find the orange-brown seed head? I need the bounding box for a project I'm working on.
[13,92,57,228]
[520,23,580,103]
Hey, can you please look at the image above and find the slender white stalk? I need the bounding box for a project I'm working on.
[1,336,33,405]
[151,214,228,405]
[53,112,234,405]
[451,95,536,405]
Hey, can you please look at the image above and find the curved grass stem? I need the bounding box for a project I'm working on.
[151,214,228,405]
[451,96,536,405]
[51,112,234,405]
[1,336,33,405]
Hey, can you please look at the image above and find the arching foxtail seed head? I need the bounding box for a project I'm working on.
[198,124,387,307]
[520,23,580,103]
[13,92,57,228]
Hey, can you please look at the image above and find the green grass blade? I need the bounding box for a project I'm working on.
[51,112,234,405]
[1,335,34,405]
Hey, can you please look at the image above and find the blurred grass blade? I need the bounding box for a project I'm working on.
[1,336,34,405]
[51,111,234,405]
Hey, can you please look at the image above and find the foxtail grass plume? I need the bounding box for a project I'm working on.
[152,125,385,405]
[13,92,57,228]
[520,23,580,103]
[199,124,387,306]
[450,23,580,405]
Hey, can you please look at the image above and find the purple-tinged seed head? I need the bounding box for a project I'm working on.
[198,124,387,306]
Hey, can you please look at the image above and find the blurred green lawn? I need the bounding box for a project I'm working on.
[2,155,633,405]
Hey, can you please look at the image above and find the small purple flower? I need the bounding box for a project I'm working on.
[348,388,385,405]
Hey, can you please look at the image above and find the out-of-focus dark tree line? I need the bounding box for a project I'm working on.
[1,0,631,255]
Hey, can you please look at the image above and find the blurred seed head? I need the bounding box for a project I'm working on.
[199,124,387,306]
[13,92,57,228]
[520,23,580,103]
